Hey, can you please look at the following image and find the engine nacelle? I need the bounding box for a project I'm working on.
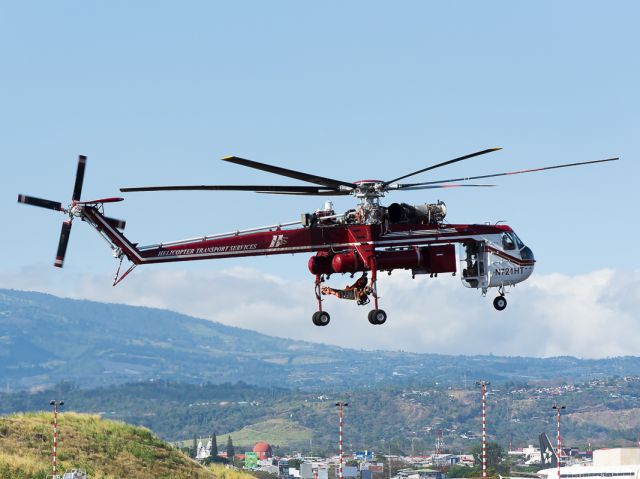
[387,201,446,224]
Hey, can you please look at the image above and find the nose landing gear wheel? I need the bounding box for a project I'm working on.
[493,296,507,311]
[312,311,330,326]
[368,309,387,325]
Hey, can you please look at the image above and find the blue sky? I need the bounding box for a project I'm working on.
[1,2,638,355]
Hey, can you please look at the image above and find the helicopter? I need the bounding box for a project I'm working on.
[17,149,618,326]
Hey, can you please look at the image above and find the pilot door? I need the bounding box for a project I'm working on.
[460,241,489,290]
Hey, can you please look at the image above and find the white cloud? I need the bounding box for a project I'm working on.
[1,265,639,358]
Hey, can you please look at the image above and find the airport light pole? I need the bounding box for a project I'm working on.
[476,381,490,479]
[553,405,566,479]
[50,399,64,479]
[336,402,348,479]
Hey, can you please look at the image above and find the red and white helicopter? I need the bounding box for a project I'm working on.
[18,149,617,326]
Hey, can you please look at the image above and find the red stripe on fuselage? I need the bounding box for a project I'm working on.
[485,245,535,266]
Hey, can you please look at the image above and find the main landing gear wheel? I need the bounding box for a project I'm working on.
[312,311,330,326]
[493,296,507,311]
[368,309,387,325]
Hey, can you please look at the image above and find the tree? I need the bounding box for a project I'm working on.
[226,435,235,459]
[211,431,218,457]
[472,442,504,469]
[192,434,198,459]
[446,465,476,478]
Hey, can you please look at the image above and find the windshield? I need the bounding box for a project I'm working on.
[511,232,525,250]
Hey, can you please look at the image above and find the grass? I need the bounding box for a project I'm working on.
[0,411,216,479]
[208,463,258,479]
[176,417,313,450]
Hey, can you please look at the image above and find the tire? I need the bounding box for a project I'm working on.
[368,309,387,325]
[493,296,507,311]
[315,311,330,326]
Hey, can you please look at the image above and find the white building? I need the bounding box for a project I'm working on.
[537,448,640,479]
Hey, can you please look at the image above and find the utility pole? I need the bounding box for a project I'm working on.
[50,399,64,479]
[335,402,348,479]
[476,381,490,479]
[553,404,566,479]
[388,441,391,479]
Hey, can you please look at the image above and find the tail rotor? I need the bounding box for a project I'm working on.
[18,155,88,268]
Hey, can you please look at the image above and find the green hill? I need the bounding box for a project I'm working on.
[0,412,214,479]
[220,418,313,448]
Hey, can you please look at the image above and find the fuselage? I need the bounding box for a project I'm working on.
[83,205,535,291]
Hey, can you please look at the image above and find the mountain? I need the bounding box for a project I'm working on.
[0,411,214,478]
[2,288,640,391]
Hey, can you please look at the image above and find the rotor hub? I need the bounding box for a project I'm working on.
[352,180,386,199]
[70,204,84,217]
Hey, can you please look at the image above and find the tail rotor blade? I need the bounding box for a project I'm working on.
[17,194,64,211]
[104,216,126,230]
[72,155,87,201]
[54,221,72,268]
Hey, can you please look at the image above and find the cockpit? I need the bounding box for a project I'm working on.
[501,230,534,261]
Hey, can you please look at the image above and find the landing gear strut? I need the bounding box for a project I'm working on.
[312,274,330,326]
[367,261,387,325]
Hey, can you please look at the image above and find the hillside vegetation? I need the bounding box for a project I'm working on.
[4,377,640,455]
[0,412,214,479]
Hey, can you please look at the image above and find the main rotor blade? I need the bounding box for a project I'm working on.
[396,157,619,188]
[384,148,502,185]
[222,156,356,190]
[395,184,496,191]
[257,190,352,196]
[72,155,87,201]
[17,195,64,211]
[54,220,72,268]
[120,185,338,193]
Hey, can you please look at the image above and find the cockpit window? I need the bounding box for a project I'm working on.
[502,232,516,250]
[511,232,525,250]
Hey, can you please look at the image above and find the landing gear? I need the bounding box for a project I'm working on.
[368,309,387,325]
[312,310,331,326]
[368,261,386,325]
[311,259,388,326]
[313,275,331,326]
[493,295,507,311]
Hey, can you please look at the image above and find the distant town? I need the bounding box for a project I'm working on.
[187,436,640,479]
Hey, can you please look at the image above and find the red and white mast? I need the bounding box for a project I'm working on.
[476,381,490,479]
[336,402,348,479]
[50,399,64,478]
[553,404,566,479]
